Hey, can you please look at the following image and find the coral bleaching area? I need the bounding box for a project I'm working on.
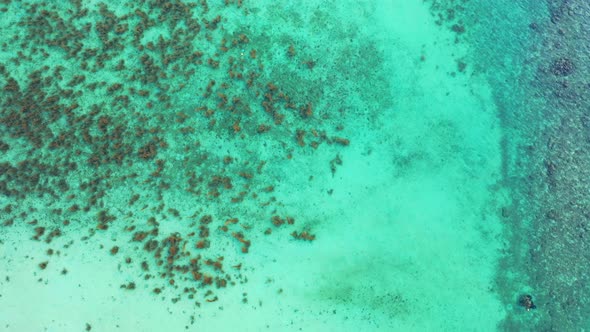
[0,0,522,331]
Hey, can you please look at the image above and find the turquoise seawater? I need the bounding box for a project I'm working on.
[1,1,588,331]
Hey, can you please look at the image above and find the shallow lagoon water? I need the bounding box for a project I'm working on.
[1,1,589,331]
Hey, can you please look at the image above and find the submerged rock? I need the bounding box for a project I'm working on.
[551,57,575,76]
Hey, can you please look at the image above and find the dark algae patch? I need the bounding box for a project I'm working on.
[0,0,365,322]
